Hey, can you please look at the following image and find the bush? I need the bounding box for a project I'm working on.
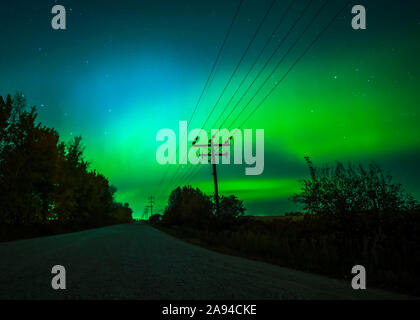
[216,195,246,228]
[219,195,246,218]
[292,157,416,218]
[162,186,246,230]
[162,186,214,228]
[149,214,162,225]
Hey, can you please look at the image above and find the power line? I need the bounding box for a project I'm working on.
[225,0,328,130]
[219,0,314,130]
[161,0,350,205]
[237,1,350,129]
[154,165,170,204]
[183,0,349,187]
[155,0,245,206]
[167,0,298,193]
[168,0,282,197]
[180,0,316,186]
[211,0,296,130]
[186,0,245,130]
[199,0,278,132]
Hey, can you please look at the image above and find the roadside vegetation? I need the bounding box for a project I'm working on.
[0,93,132,242]
[153,157,420,296]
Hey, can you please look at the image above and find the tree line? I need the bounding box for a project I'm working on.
[0,93,132,241]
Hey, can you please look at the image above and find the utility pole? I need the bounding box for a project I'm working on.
[149,196,153,217]
[146,196,153,219]
[212,162,220,216]
[192,136,231,216]
[143,196,154,221]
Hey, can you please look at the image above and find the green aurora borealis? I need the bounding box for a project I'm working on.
[0,0,419,218]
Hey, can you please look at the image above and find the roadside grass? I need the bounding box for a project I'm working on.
[152,213,420,297]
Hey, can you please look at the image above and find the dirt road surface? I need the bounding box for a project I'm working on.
[0,223,411,299]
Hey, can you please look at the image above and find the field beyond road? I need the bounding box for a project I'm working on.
[0,223,411,300]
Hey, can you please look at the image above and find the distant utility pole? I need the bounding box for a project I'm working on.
[192,136,231,216]
[143,207,149,221]
[146,196,154,219]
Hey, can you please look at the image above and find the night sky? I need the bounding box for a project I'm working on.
[0,0,419,218]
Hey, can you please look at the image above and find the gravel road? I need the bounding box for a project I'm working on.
[0,223,411,299]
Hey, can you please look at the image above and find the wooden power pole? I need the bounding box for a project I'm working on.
[192,136,231,216]
[144,196,154,220]
[149,196,153,217]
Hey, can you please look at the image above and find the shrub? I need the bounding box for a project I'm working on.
[149,214,163,225]
[163,186,214,228]
[292,157,416,217]
[162,187,247,230]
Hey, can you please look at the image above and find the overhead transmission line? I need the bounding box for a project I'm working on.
[154,0,245,209]
[211,0,296,130]
[219,0,315,130]
[236,1,350,129]
[158,0,285,202]
[180,0,317,185]
[184,0,350,186]
[199,0,278,132]
[167,0,284,193]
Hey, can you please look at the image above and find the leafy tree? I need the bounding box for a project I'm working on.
[292,157,416,217]
[66,136,88,170]
[10,92,27,122]
[0,93,132,235]
[0,95,12,147]
[219,195,245,218]
[149,214,162,225]
[113,202,133,223]
[162,186,247,229]
[0,106,59,224]
[163,186,214,227]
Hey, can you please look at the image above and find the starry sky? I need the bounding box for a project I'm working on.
[0,0,419,218]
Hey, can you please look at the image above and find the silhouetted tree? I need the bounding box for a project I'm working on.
[162,186,247,229]
[0,105,59,224]
[149,214,162,224]
[292,157,416,217]
[219,195,245,218]
[163,186,214,228]
[0,93,132,236]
